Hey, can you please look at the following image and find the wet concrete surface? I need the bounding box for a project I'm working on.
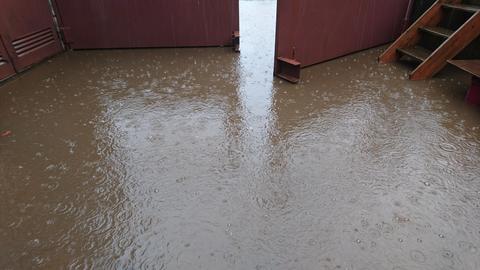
[1,1,480,269]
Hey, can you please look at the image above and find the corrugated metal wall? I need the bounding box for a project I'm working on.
[0,0,63,75]
[0,39,15,81]
[275,0,411,68]
[53,0,239,50]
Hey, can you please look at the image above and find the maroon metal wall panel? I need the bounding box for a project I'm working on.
[0,37,15,81]
[0,0,63,72]
[54,0,240,49]
[275,0,410,68]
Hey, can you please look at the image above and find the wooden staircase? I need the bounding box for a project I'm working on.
[379,0,480,80]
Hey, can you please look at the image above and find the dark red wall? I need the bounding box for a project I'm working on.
[0,39,15,81]
[0,0,62,73]
[54,0,239,49]
[275,0,411,67]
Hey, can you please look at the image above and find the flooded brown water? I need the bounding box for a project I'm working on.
[1,1,480,269]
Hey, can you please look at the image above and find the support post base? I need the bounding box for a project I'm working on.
[232,31,240,53]
[275,57,301,83]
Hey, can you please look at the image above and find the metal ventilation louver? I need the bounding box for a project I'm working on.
[12,28,55,57]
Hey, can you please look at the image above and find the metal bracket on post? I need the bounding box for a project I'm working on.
[275,57,301,83]
[232,31,240,52]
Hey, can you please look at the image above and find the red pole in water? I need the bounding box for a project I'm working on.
[466,76,480,105]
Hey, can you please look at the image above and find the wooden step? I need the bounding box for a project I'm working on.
[410,11,480,80]
[378,1,448,63]
[448,60,480,78]
[442,3,480,13]
[380,0,480,80]
[419,26,454,38]
[397,46,432,62]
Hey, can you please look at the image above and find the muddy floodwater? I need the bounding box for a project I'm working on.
[1,1,480,270]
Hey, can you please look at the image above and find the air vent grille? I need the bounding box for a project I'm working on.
[0,55,5,66]
[12,28,56,57]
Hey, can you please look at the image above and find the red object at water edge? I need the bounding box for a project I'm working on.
[466,76,480,105]
[1,130,12,137]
